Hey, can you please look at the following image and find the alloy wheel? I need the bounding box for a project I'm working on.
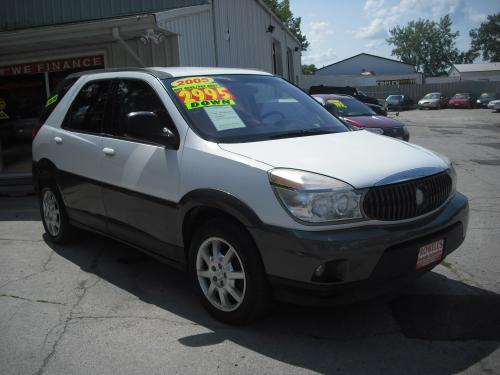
[196,237,246,312]
[42,189,61,237]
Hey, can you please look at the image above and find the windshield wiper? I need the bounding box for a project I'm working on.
[267,128,335,139]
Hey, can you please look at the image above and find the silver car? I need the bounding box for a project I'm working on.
[418,93,447,109]
[488,99,500,112]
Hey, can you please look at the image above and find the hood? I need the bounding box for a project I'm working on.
[219,131,448,189]
[343,115,404,129]
[419,98,439,103]
[449,98,469,103]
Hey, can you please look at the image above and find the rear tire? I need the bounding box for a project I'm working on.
[39,185,75,244]
[188,218,272,324]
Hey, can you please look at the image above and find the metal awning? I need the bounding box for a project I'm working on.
[0,14,162,59]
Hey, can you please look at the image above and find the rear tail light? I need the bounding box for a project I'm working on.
[32,121,43,140]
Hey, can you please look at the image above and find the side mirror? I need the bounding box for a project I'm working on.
[125,111,179,149]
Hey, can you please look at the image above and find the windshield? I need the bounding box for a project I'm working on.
[480,92,494,98]
[163,75,348,143]
[423,93,440,99]
[387,95,402,102]
[324,97,376,117]
[453,93,470,99]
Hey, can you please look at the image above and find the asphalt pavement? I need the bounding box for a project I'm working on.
[1,108,499,375]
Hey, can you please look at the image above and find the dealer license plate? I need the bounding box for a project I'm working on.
[416,239,444,269]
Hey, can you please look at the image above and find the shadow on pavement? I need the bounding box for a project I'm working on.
[0,196,40,221]
[43,230,500,375]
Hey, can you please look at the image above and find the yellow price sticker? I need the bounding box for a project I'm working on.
[327,99,347,109]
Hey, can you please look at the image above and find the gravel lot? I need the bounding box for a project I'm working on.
[1,108,499,375]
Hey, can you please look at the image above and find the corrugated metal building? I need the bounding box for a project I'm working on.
[0,0,301,181]
[301,53,422,90]
[449,63,500,81]
[315,53,415,76]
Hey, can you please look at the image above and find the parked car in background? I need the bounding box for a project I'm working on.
[386,94,414,111]
[449,93,475,109]
[487,99,500,112]
[417,93,449,109]
[476,92,497,108]
[313,94,409,141]
[309,85,387,116]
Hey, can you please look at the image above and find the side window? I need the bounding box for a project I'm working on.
[64,80,111,133]
[111,79,175,139]
[39,77,78,123]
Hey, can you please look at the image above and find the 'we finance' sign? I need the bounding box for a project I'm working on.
[0,55,104,76]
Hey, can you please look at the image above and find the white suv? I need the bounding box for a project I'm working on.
[33,67,469,323]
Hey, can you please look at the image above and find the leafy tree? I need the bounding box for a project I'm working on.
[453,49,479,64]
[469,12,500,62]
[387,15,465,76]
[301,64,317,74]
[263,0,309,51]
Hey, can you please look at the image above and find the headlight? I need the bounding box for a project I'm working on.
[269,169,363,223]
[365,127,384,135]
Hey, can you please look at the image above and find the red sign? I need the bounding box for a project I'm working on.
[0,55,104,76]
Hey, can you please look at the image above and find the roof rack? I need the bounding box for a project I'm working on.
[67,67,172,80]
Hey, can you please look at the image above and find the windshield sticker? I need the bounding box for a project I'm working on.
[171,76,236,110]
[327,99,347,109]
[45,94,58,107]
[204,106,246,131]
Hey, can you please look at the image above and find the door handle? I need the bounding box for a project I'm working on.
[54,137,63,144]
[102,147,115,156]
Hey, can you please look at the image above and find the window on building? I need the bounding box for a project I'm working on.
[0,74,46,174]
[111,79,175,139]
[64,80,111,134]
[272,39,283,76]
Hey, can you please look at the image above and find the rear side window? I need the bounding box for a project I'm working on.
[64,80,111,134]
[110,79,175,138]
[39,78,77,123]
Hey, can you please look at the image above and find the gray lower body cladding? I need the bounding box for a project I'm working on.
[250,193,469,305]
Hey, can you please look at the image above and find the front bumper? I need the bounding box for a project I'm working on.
[449,102,470,108]
[418,101,439,108]
[250,192,469,305]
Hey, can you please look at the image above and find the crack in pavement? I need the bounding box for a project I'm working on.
[33,276,101,375]
[0,250,55,291]
[34,248,104,375]
[0,238,44,243]
[0,294,65,305]
[70,314,200,326]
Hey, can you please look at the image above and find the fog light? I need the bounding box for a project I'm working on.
[314,264,326,277]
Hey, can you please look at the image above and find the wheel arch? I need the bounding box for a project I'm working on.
[178,189,264,262]
[33,158,58,196]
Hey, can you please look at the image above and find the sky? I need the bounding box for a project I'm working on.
[289,0,499,68]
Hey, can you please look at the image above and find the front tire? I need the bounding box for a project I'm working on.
[188,219,272,324]
[39,185,74,243]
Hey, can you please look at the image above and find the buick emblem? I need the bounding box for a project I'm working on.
[415,187,424,206]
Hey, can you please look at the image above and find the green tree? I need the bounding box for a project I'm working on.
[469,12,500,62]
[263,0,309,51]
[301,64,317,74]
[387,15,465,76]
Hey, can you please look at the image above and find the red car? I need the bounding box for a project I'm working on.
[313,94,409,141]
[449,93,475,109]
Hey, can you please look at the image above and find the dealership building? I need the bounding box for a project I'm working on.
[0,0,301,189]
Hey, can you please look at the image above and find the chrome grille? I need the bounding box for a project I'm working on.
[363,172,452,221]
